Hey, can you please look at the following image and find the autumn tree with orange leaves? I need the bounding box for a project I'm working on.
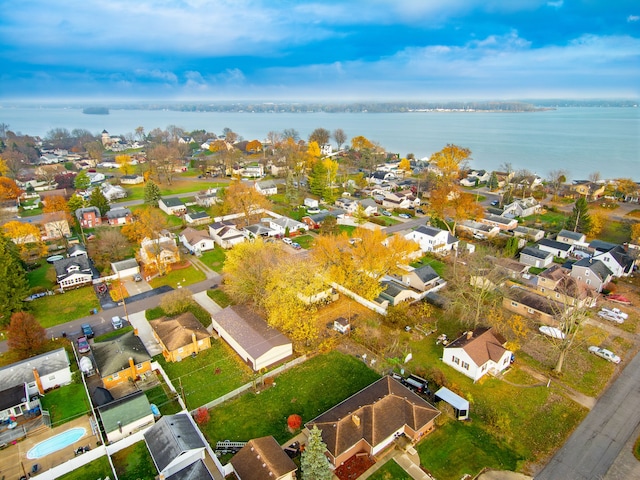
[222,179,272,226]
[0,176,22,201]
[8,312,46,359]
[2,221,47,261]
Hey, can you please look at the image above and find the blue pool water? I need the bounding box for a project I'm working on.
[27,427,86,459]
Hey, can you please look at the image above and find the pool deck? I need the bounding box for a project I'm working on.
[0,415,97,479]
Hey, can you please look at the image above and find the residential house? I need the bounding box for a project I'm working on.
[209,221,246,249]
[443,327,512,382]
[481,213,518,231]
[255,180,278,196]
[42,212,71,239]
[571,180,605,201]
[106,207,133,226]
[92,330,152,389]
[211,305,292,371]
[268,217,308,236]
[519,247,554,269]
[75,206,103,228]
[570,258,613,293]
[405,225,458,254]
[503,285,564,325]
[301,209,346,229]
[368,171,396,185]
[139,234,180,271]
[458,220,500,238]
[0,348,71,420]
[513,226,545,242]
[491,256,532,279]
[460,169,490,186]
[101,183,128,201]
[557,229,587,245]
[68,244,87,257]
[242,163,265,178]
[54,256,94,290]
[536,238,573,259]
[184,210,211,226]
[195,189,220,207]
[111,258,140,279]
[335,197,356,213]
[150,312,212,363]
[144,413,215,480]
[402,264,442,292]
[243,223,276,238]
[88,172,106,184]
[180,227,215,253]
[502,197,541,218]
[357,198,379,216]
[306,376,440,467]
[200,139,218,150]
[304,198,319,209]
[376,279,420,307]
[179,136,195,144]
[535,265,596,308]
[159,197,187,216]
[120,174,144,185]
[592,244,636,277]
[98,391,155,444]
[382,191,419,210]
[230,436,297,480]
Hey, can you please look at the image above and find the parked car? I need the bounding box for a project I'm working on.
[283,237,293,245]
[77,336,90,354]
[398,213,412,219]
[490,200,499,206]
[291,242,302,250]
[307,207,320,214]
[597,308,625,324]
[111,316,124,329]
[588,346,621,364]
[381,210,392,217]
[133,273,142,282]
[81,323,94,339]
[416,208,425,215]
[473,233,487,240]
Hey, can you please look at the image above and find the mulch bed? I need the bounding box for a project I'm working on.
[334,453,376,480]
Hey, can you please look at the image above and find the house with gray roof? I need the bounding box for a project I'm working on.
[255,180,278,195]
[570,258,613,292]
[209,221,246,249]
[54,255,94,290]
[91,330,152,389]
[536,238,573,259]
[243,223,276,238]
[301,209,345,229]
[144,413,215,480]
[159,197,187,216]
[268,217,308,236]
[513,225,545,242]
[185,210,211,225]
[593,244,636,277]
[402,264,442,292]
[106,207,133,225]
[211,305,292,371]
[75,206,102,228]
[98,391,154,443]
[557,229,587,245]
[111,258,140,278]
[519,247,553,269]
[376,279,420,307]
[481,213,518,231]
[405,225,458,254]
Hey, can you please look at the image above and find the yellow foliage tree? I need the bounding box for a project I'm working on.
[116,154,135,175]
[246,140,262,154]
[2,221,47,260]
[429,144,471,183]
[222,179,272,226]
[398,158,412,176]
[588,211,606,237]
[631,222,640,244]
[0,177,22,200]
[121,208,168,243]
[42,195,69,214]
[350,135,374,151]
[0,158,8,176]
[428,186,483,235]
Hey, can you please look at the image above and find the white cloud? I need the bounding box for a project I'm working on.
[627,15,639,22]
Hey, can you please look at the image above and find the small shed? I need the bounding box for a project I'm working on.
[435,387,469,420]
[333,317,351,334]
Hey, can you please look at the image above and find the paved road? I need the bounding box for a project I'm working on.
[535,349,640,480]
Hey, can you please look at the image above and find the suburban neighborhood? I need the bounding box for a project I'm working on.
[0,125,639,480]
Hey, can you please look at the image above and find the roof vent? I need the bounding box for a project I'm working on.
[352,414,361,427]
[466,331,473,340]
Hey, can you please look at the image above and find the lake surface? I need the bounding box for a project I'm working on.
[1,106,638,180]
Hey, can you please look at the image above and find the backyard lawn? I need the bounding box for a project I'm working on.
[148,263,206,289]
[207,288,234,307]
[27,260,56,291]
[524,210,570,232]
[112,441,157,480]
[144,383,182,416]
[199,248,227,273]
[368,459,413,480]
[154,339,253,410]
[57,456,113,480]
[40,383,91,427]
[410,254,447,277]
[30,287,100,328]
[293,234,315,249]
[200,351,381,446]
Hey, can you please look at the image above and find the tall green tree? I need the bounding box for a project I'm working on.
[487,171,499,190]
[67,193,86,217]
[568,197,591,233]
[308,160,327,197]
[0,234,30,327]
[144,180,161,207]
[74,170,90,190]
[89,188,110,216]
[301,425,332,480]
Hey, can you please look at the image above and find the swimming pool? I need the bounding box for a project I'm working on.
[27,427,86,459]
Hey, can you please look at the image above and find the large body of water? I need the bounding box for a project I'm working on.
[1,106,638,180]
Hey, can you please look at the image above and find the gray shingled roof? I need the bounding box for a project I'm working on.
[558,229,585,241]
[98,391,152,434]
[161,197,185,207]
[412,264,439,283]
[92,331,151,377]
[573,258,613,281]
[537,238,572,252]
[166,460,214,480]
[144,414,205,473]
[520,246,552,260]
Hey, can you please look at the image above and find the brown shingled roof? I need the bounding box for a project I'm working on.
[307,376,440,459]
[149,312,210,351]
[445,327,507,366]
[231,436,297,480]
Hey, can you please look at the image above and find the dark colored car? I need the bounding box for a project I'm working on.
[81,323,94,339]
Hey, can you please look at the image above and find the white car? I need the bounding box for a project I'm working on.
[282,237,293,245]
[539,326,565,340]
[307,207,320,214]
[597,309,625,324]
[588,346,621,364]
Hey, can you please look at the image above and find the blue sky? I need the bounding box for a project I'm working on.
[1,0,638,101]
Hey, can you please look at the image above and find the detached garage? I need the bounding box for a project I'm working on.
[211,305,293,371]
[435,387,469,420]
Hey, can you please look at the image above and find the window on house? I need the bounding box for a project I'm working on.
[48,376,55,381]
[585,271,589,276]
[136,363,143,369]
[178,348,184,353]
[527,308,534,314]
[112,373,119,380]
[511,301,518,307]
[586,279,591,285]
[461,361,469,370]
[452,356,460,365]
[540,287,545,292]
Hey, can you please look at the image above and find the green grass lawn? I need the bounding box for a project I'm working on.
[155,339,253,410]
[112,441,157,480]
[30,287,100,328]
[94,325,134,342]
[368,459,413,480]
[26,260,56,291]
[207,288,233,307]
[596,219,630,244]
[417,421,523,480]
[144,383,183,416]
[57,455,113,480]
[149,264,206,289]
[410,254,447,277]
[199,248,227,272]
[40,383,91,427]
[338,225,357,235]
[293,234,315,249]
[200,351,381,445]
[524,210,570,232]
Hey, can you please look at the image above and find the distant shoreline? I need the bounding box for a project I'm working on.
[82,107,109,115]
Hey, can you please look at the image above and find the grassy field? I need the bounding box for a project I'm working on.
[155,339,253,410]
[293,233,315,249]
[30,287,100,328]
[115,179,226,202]
[338,225,357,235]
[112,441,157,480]
[40,383,91,427]
[200,351,381,445]
[26,260,56,291]
[596,218,630,244]
[94,325,134,342]
[148,263,206,288]
[207,288,233,307]
[57,455,113,480]
[199,248,227,272]
[368,459,413,480]
[524,210,570,232]
[411,254,447,277]
[144,383,183,416]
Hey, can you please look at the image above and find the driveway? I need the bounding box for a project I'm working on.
[127,311,163,356]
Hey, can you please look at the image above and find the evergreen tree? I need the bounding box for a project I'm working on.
[504,236,520,258]
[568,197,591,233]
[301,426,332,480]
[144,180,161,207]
[308,161,327,197]
[89,188,110,216]
[0,234,30,327]
[285,172,298,205]
[487,171,499,190]
[74,169,91,190]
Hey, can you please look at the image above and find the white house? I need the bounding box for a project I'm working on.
[88,172,106,184]
[180,227,215,253]
[111,258,140,279]
[101,183,128,201]
[405,225,458,254]
[443,327,512,382]
[268,217,308,236]
[211,305,292,371]
[255,180,278,196]
[54,256,94,290]
[209,221,247,249]
[304,198,319,209]
[185,210,211,226]
[382,191,419,210]
[356,198,378,216]
[519,247,554,268]
[592,244,635,278]
[98,391,155,444]
[159,197,187,216]
[502,197,541,218]
[557,229,587,245]
[536,238,573,259]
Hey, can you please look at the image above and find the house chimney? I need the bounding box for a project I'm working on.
[32,368,44,395]
[129,357,136,378]
[133,328,139,336]
[466,331,473,340]
[352,414,361,427]
[192,333,198,355]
